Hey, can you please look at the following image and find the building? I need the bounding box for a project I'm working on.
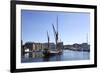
[64,45,73,49]
[63,43,90,51]
[23,42,64,52]
[73,43,80,48]
[24,42,44,51]
[34,43,44,51]
[24,42,35,51]
[80,43,90,51]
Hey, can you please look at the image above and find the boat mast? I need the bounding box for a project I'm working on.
[52,16,60,51]
[56,16,59,50]
[47,31,50,50]
[52,24,57,49]
[52,16,58,49]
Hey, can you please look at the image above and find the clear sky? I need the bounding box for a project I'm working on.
[21,10,90,45]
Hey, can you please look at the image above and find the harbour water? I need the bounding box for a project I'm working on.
[21,49,90,63]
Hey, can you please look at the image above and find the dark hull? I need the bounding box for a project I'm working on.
[43,51,62,57]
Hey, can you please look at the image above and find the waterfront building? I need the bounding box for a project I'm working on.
[23,41,63,53]
[64,45,73,49]
[24,42,35,51]
[23,42,54,52]
[80,43,90,51]
[73,43,80,48]
[34,43,44,51]
[63,43,90,51]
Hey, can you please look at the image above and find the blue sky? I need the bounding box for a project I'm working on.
[21,10,90,45]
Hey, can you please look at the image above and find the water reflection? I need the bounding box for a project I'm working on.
[21,50,90,63]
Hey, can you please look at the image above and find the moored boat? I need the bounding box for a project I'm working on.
[43,16,63,57]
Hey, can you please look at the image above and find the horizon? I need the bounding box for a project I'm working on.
[22,40,90,46]
[23,42,90,45]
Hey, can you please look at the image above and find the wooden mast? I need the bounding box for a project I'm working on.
[56,16,58,51]
[52,16,59,51]
[47,31,50,50]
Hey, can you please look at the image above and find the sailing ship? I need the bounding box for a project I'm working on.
[43,16,63,56]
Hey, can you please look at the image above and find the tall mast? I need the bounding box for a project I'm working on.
[57,16,58,35]
[56,16,59,50]
[52,16,59,50]
[52,24,57,49]
[47,31,50,49]
[56,16,58,43]
[52,24,56,38]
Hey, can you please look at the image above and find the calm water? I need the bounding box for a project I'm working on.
[21,50,90,63]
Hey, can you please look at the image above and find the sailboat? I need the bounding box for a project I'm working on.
[43,16,63,56]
